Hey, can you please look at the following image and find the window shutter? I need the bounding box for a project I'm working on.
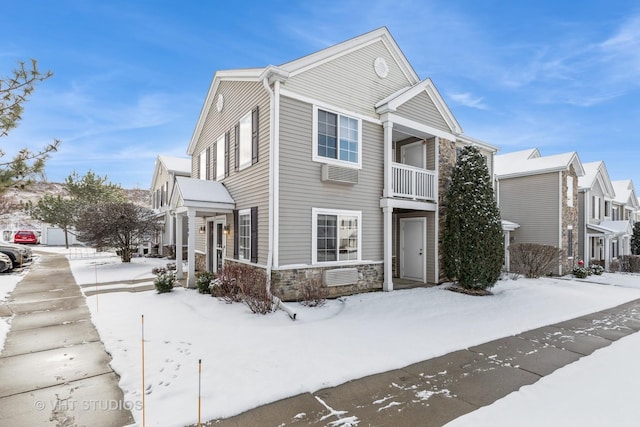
[234,123,240,171]
[206,147,211,180]
[252,106,259,165]
[211,145,217,181]
[233,210,239,259]
[250,206,258,263]
[225,131,230,178]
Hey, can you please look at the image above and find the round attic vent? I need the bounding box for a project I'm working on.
[374,57,389,78]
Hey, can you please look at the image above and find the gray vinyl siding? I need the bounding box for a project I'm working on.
[278,95,384,265]
[498,172,560,247]
[396,92,450,133]
[283,40,412,119]
[191,80,271,264]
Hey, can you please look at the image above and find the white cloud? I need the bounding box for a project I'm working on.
[448,92,488,110]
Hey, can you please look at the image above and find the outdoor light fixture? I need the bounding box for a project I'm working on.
[223,225,230,234]
[199,226,205,234]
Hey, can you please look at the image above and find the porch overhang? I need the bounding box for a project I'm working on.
[171,177,235,288]
[380,197,436,211]
[172,176,235,215]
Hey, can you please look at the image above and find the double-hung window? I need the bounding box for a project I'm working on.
[312,208,361,264]
[313,106,361,168]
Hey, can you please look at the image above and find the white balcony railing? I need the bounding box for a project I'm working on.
[392,162,436,201]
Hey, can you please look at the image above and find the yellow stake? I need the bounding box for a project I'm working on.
[142,314,145,427]
[198,359,202,427]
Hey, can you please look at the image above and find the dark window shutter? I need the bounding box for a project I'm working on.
[233,210,239,259]
[225,131,230,178]
[234,123,240,171]
[211,145,216,180]
[252,106,259,165]
[250,206,258,263]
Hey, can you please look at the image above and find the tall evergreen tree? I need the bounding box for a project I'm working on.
[442,145,504,291]
[0,59,59,193]
[631,221,640,255]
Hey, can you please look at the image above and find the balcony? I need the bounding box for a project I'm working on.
[392,162,436,202]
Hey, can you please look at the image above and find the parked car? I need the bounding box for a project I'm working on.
[0,241,33,268]
[0,252,13,272]
[13,230,39,244]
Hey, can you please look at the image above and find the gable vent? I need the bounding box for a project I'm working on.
[321,164,359,185]
[324,268,359,287]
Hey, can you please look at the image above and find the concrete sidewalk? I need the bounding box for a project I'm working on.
[0,251,134,426]
[203,299,640,426]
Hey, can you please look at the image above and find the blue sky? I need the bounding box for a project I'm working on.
[3,0,640,189]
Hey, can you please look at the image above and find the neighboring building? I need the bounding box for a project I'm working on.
[495,148,584,275]
[609,179,639,258]
[170,27,497,296]
[577,161,618,270]
[150,155,191,256]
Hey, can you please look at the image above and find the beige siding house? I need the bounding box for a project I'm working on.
[495,148,584,275]
[150,155,191,256]
[169,27,497,297]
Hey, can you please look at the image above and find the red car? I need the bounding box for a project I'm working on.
[13,230,39,244]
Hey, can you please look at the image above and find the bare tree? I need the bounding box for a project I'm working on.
[75,202,159,262]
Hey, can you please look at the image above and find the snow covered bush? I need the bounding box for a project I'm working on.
[299,277,328,307]
[442,145,504,291]
[509,243,561,278]
[211,265,243,303]
[589,264,604,276]
[572,266,590,279]
[213,263,273,313]
[154,271,175,293]
[195,270,215,294]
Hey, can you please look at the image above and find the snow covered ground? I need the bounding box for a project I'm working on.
[0,259,32,352]
[4,247,640,426]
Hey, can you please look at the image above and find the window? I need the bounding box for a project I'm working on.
[604,201,611,217]
[235,108,259,171]
[234,207,257,263]
[567,176,574,207]
[238,209,251,261]
[567,226,573,258]
[592,196,600,219]
[199,151,207,180]
[313,106,361,167]
[216,134,225,180]
[312,208,361,264]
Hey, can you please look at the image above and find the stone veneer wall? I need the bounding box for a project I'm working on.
[223,260,383,302]
[271,263,383,301]
[561,166,580,274]
[195,252,206,272]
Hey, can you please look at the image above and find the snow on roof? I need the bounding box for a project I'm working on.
[175,176,234,205]
[496,148,540,162]
[159,155,191,174]
[578,161,601,189]
[598,220,633,235]
[495,151,584,178]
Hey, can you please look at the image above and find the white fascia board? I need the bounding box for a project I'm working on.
[283,27,419,84]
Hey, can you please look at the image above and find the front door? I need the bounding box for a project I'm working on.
[401,141,425,168]
[214,218,226,272]
[400,218,426,282]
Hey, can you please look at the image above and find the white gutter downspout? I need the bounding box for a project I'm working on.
[263,75,296,320]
